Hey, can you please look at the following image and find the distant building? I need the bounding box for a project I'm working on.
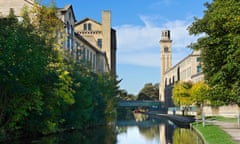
[0,0,117,75]
[159,30,204,107]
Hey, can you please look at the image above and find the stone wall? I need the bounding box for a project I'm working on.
[203,105,240,118]
[0,0,33,17]
[168,105,240,118]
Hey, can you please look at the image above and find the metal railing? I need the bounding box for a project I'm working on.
[200,112,240,128]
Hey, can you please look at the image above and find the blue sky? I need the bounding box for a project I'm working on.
[43,0,211,95]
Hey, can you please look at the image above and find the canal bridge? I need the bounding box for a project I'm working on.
[117,100,163,111]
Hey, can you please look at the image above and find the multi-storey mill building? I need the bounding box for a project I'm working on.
[74,10,117,75]
[159,30,204,107]
[57,5,77,55]
[0,0,117,75]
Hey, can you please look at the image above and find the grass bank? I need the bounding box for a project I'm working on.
[206,116,237,123]
[192,116,238,144]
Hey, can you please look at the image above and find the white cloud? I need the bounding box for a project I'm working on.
[115,16,198,68]
[115,25,160,53]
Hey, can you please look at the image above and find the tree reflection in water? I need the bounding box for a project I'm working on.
[13,111,204,144]
[8,126,117,144]
[133,112,148,122]
[173,128,204,144]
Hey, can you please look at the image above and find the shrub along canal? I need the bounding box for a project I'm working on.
[7,110,204,144]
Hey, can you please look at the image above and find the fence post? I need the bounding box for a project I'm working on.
[202,112,205,127]
[238,112,240,129]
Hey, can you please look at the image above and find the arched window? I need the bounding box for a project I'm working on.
[164,47,169,52]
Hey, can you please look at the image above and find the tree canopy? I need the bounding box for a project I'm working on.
[188,0,240,105]
[137,83,159,101]
[191,81,209,106]
[172,81,193,107]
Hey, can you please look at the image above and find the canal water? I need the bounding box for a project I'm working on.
[9,112,204,144]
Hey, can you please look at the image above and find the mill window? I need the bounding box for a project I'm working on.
[97,39,102,48]
[88,23,92,31]
[83,23,87,30]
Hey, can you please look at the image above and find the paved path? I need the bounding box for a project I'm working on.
[212,121,240,144]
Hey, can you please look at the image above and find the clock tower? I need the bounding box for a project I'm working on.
[159,30,172,102]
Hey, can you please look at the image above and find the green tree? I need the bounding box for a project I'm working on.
[137,83,159,100]
[0,9,49,133]
[188,0,240,105]
[117,89,136,101]
[191,81,209,106]
[96,73,119,123]
[172,81,193,106]
[62,62,94,129]
[21,2,75,135]
[191,81,209,116]
[0,0,120,138]
[62,60,120,128]
[172,81,193,115]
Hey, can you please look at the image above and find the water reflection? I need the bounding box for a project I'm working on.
[8,126,117,144]
[8,112,203,144]
[117,126,160,144]
[116,112,203,144]
[173,128,204,144]
[116,112,175,144]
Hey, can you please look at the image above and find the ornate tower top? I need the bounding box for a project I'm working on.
[161,30,171,41]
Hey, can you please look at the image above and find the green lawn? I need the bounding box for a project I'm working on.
[193,123,236,144]
[206,116,238,123]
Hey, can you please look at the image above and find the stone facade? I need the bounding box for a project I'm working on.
[0,0,34,17]
[74,33,109,73]
[75,11,117,75]
[159,30,204,107]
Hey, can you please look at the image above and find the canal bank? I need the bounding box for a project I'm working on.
[144,112,195,127]
[146,111,240,144]
[215,121,240,143]
[201,121,240,144]
[142,112,205,143]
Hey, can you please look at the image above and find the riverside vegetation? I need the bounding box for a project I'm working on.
[0,3,120,141]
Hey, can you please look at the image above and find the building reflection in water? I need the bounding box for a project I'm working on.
[159,124,166,144]
[133,112,176,144]
[160,120,176,144]
[119,112,203,144]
